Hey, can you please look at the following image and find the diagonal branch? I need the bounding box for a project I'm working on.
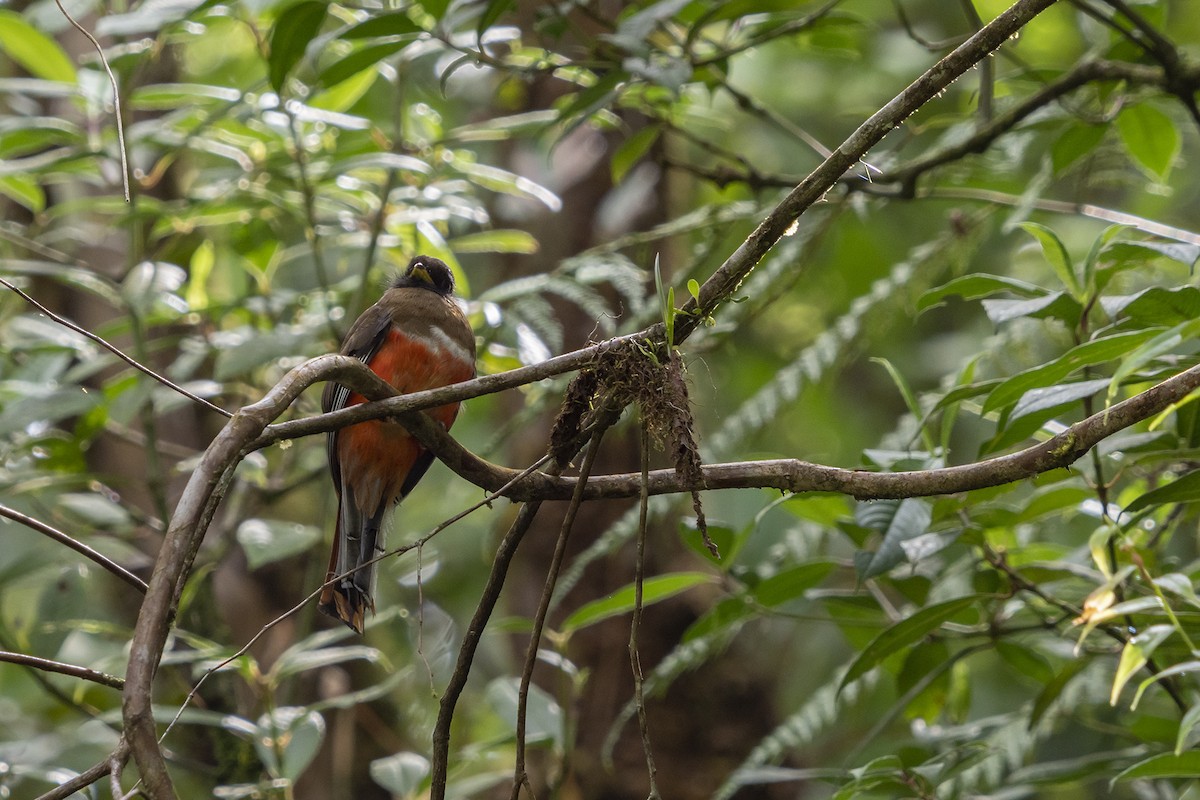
[0,504,148,593]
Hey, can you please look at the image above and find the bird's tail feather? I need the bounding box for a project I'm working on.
[319,497,385,633]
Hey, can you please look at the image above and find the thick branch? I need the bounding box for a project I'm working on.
[121,355,398,796]
[383,360,1200,501]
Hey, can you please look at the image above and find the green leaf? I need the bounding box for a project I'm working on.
[1101,286,1200,326]
[131,82,242,110]
[678,519,739,567]
[1018,222,1081,299]
[1114,751,1200,783]
[1029,657,1089,730]
[1009,378,1109,423]
[1051,122,1105,175]
[269,0,327,92]
[449,229,540,254]
[1107,319,1200,403]
[752,562,836,607]
[485,678,563,746]
[1131,659,1200,709]
[871,358,934,452]
[1126,470,1200,514]
[983,330,1159,415]
[270,645,386,681]
[0,174,44,213]
[554,70,626,136]
[854,498,933,580]
[1110,624,1174,706]
[1176,704,1200,755]
[309,67,377,112]
[451,160,562,211]
[0,10,77,83]
[236,518,322,569]
[995,640,1053,683]
[318,40,411,87]
[980,292,1081,327]
[476,0,515,39]
[371,752,430,796]
[838,595,980,693]
[255,707,325,781]
[1117,103,1180,182]
[612,125,661,183]
[917,273,1044,313]
[339,10,423,39]
[560,572,713,633]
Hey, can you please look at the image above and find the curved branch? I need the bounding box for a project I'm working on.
[36,751,119,800]
[121,355,398,796]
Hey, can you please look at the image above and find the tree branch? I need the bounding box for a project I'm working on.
[0,278,231,419]
[0,503,148,593]
[260,356,1198,505]
[0,650,124,689]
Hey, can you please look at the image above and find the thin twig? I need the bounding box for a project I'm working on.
[52,0,130,202]
[0,503,147,593]
[431,500,547,800]
[158,452,555,747]
[0,650,124,688]
[631,419,660,798]
[35,750,117,800]
[509,424,610,800]
[0,278,232,418]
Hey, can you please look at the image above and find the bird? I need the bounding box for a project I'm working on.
[319,256,476,633]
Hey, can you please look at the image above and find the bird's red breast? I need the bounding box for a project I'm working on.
[337,327,473,515]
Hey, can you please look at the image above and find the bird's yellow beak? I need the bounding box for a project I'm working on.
[408,264,433,285]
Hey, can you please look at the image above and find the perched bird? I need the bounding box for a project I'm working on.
[320,256,476,633]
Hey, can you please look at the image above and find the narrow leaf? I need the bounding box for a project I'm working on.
[1110,624,1174,706]
[1126,470,1200,514]
[1108,319,1200,402]
[839,595,980,693]
[983,330,1158,415]
[1009,378,1109,423]
[612,125,661,183]
[0,10,77,83]
[1018,222,1081,299]
[917,273,1044,313]
[1114,751,1200,783]
[269,1,327,92]
[560,572,713,633]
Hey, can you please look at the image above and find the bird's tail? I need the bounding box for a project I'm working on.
[319,496,385,633]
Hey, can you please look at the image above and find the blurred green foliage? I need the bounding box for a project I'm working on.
[3,0,1200,798]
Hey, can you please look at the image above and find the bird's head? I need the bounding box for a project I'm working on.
[395,256,455,296]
